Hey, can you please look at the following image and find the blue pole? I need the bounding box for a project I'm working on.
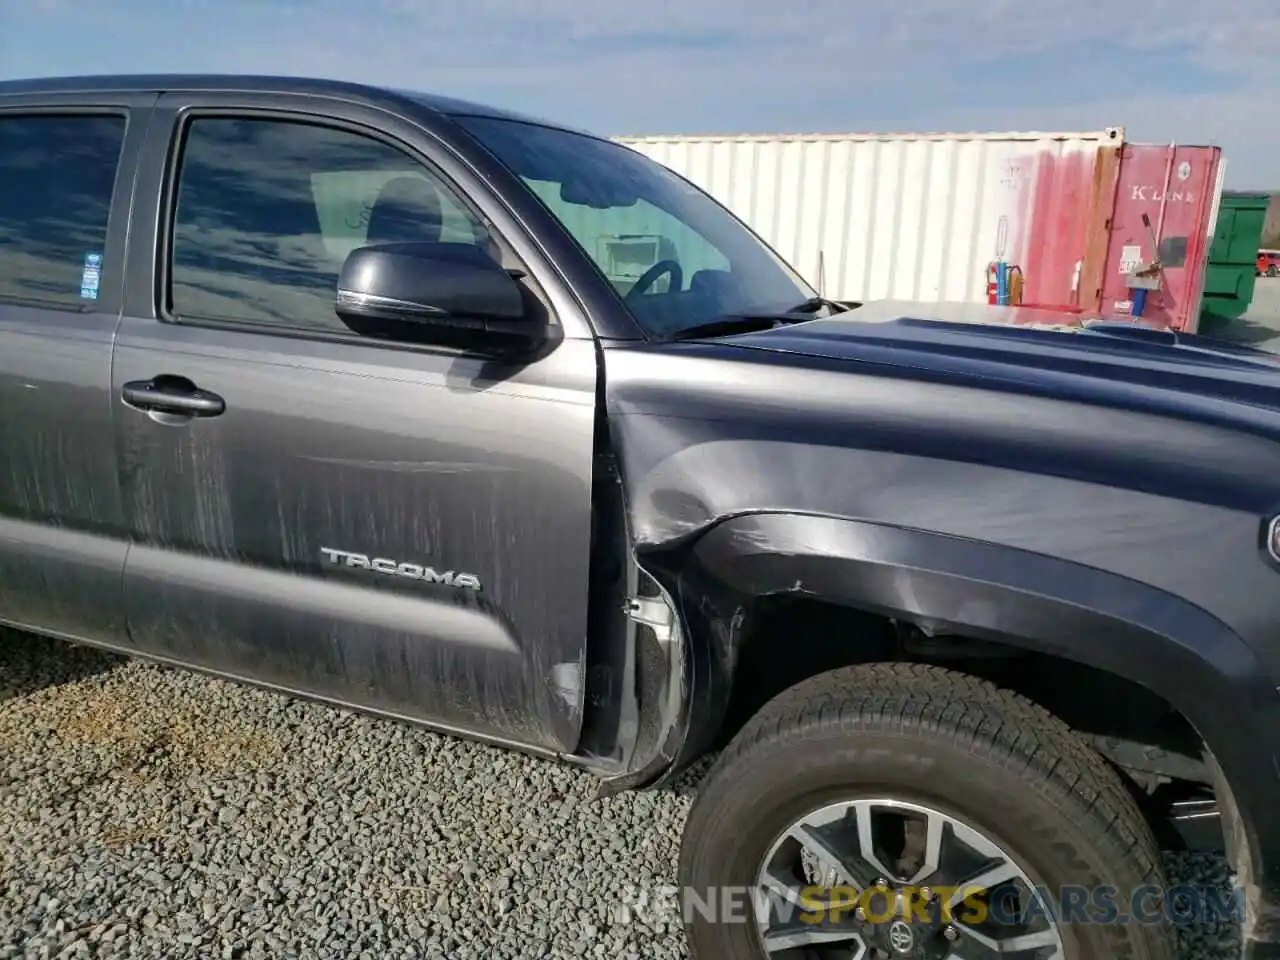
[996,262,1008,305]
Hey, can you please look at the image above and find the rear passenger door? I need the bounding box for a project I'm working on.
[0,98,151,645]
[112,93,599,753]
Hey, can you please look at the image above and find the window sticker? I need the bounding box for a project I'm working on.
[80,252,103,300]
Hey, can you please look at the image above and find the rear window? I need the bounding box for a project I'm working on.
[0,113,126,308]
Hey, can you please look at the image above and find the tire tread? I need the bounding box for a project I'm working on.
[682,662,1174,957]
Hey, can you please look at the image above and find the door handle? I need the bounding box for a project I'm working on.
[121,375,226,418]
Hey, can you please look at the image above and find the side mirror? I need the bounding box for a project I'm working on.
[335,242,539,353]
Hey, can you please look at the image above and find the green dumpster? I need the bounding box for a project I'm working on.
[1200,191,1270,330]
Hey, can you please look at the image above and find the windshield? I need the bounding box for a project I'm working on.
[454,116,816,338]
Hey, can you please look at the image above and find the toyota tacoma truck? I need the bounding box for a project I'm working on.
[3,73,1280,960]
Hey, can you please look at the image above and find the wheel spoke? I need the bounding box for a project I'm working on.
[757,869,812,913]
[946,861,1022,909]
[852,800,903,886]
[762,925,868,954]
[756,867,867,957]
[907,806,946,884]
[789,820,872,891]
[1002,928,1066,957]
[951,922,1065,958]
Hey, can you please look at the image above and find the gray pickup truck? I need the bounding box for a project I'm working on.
[4,73,1280,960]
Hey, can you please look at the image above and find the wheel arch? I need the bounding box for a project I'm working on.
[653,511,1280,890]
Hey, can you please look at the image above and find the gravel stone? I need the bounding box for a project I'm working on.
[1,629,1242,958]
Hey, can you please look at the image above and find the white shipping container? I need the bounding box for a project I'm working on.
[615,129,1125,306]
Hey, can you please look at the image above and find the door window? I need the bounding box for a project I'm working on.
[169,117,492,333]
[0,114,126,307]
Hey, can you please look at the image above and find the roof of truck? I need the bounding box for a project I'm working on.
[0,73,557,126]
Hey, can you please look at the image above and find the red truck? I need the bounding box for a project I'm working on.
[1258,249,1280,277]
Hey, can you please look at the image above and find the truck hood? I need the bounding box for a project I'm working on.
[704,299,1280,412]
[607,297,1280,549]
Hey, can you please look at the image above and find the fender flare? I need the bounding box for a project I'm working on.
[663,512,1280,888]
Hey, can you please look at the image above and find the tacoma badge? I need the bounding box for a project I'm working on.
[320,547,482,591]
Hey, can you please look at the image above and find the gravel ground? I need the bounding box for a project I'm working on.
[1247,275,1280,323]
[0,629,1244,959]
[1213,276,1280,351]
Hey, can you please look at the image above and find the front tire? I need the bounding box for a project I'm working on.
[678,663,1178,959]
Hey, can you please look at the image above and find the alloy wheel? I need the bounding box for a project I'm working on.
[752,798,1067,959]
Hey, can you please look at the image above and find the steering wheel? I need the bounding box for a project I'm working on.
[625,259,683,302]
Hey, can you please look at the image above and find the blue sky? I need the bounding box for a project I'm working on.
[2,0,1276,188]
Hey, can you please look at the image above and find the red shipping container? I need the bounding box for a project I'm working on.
[1092,143,1222,332]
